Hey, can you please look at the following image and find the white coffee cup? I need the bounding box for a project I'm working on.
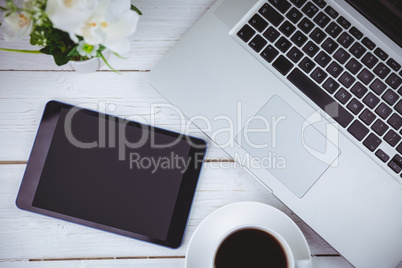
[185,202,312,268]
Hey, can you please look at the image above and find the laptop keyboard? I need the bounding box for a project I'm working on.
[236,0,402,178]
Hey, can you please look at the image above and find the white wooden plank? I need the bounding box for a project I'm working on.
[0,258,185,268]
[0,164,338,260]
[6,256,396,268]
[0,71,229,161]
[0,0,216,71]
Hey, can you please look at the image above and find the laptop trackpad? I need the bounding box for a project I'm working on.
[235,95,340,197]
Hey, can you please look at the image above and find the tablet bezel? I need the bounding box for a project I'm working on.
[16,101,207,248]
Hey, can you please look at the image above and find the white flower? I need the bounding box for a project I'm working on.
[46,0,98,42]
[75,0,139,55]
[76,40,99,58]
[0,12,33,41]
[45,0,139,55]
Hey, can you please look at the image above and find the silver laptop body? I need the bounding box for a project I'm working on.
[149,0,402,267]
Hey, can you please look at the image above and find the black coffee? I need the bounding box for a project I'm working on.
[214,228,288,268]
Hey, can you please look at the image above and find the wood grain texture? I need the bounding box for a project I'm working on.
[0,164,339,260]
[0,256,358,268]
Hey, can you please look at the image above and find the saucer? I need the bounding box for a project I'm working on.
[185,202,312,268]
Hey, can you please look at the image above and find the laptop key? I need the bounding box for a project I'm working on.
[363,92,380,109]
[388,160,402,173]
[346,58,362,75]
[337,16,351,29]
[287,8,303,23]
[261,45,279,63]
[312,0,326,8]
[376,149,390,162]
[264,27,281,42]
[324,6,339,19]
[387,58,401,72]
[361,37,376,50]
[314,12,331,28]
[385,73,401,90]
[392,155,402,168]
[360,109,376,125]
[370,79,387,95]
[249,14,269,32]
[303,41,319,57]
[397,143,402,154]
[395,100,402,115]
[323,77,339,93]
[374,63,391,79]
[287,68,354,127]
[348,120,369,141]
[349,43,366,59]
[347,98,364,115]
[291,31,308,47]
[273,55,294,75]
[275,37,292,53]
[375,103,392,119]
[237,25,255,42]
[290,0,307,8]
[259,3,284,27]
[358,68,375,85]
[287,47,303,63]
[384,129,401,147]
[371,119,389,136]
[298,18,315,34]
[388,113,402,130]
[361,52,379,69]
[335,88,352,104]
[338,32,354,48]
[383,89,399,106]
[327,61,343,78]
[326,22,342,38]
[321,38,339,54]
[279,21,296,37]
[311,67,328,84]
[351,82,368,99]
[334,48,350,64]
[314,51,331,67]
[339,71,355,88]
[302,2,319,18]
[269,0,291,13]
[349,26,363,40]
[374,47,388,61]
[310,28,326,44]
[363,133,381,152]
[249,35,267,52]
[299,57,316,73]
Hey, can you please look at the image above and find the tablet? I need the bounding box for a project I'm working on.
[16,101,207,248]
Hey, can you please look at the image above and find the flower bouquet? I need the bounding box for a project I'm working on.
[0,0,141,71]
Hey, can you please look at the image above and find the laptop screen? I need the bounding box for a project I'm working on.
[346,0,402,48]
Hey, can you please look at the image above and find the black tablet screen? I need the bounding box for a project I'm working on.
[32,107,193,241]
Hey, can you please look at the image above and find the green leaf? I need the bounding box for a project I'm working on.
[39,46,51,55]
[53,50,70,66]
[67,46,80,58]
[99,51,121,74]
[113,52,128,59]
[131,4,142,15]
[0,48,41,54]
[0,6,7,11]
[40,46,70,66]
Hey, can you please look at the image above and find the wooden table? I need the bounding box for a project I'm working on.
[0,1,369,267]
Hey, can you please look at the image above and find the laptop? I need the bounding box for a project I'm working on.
[149,0,402,267]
